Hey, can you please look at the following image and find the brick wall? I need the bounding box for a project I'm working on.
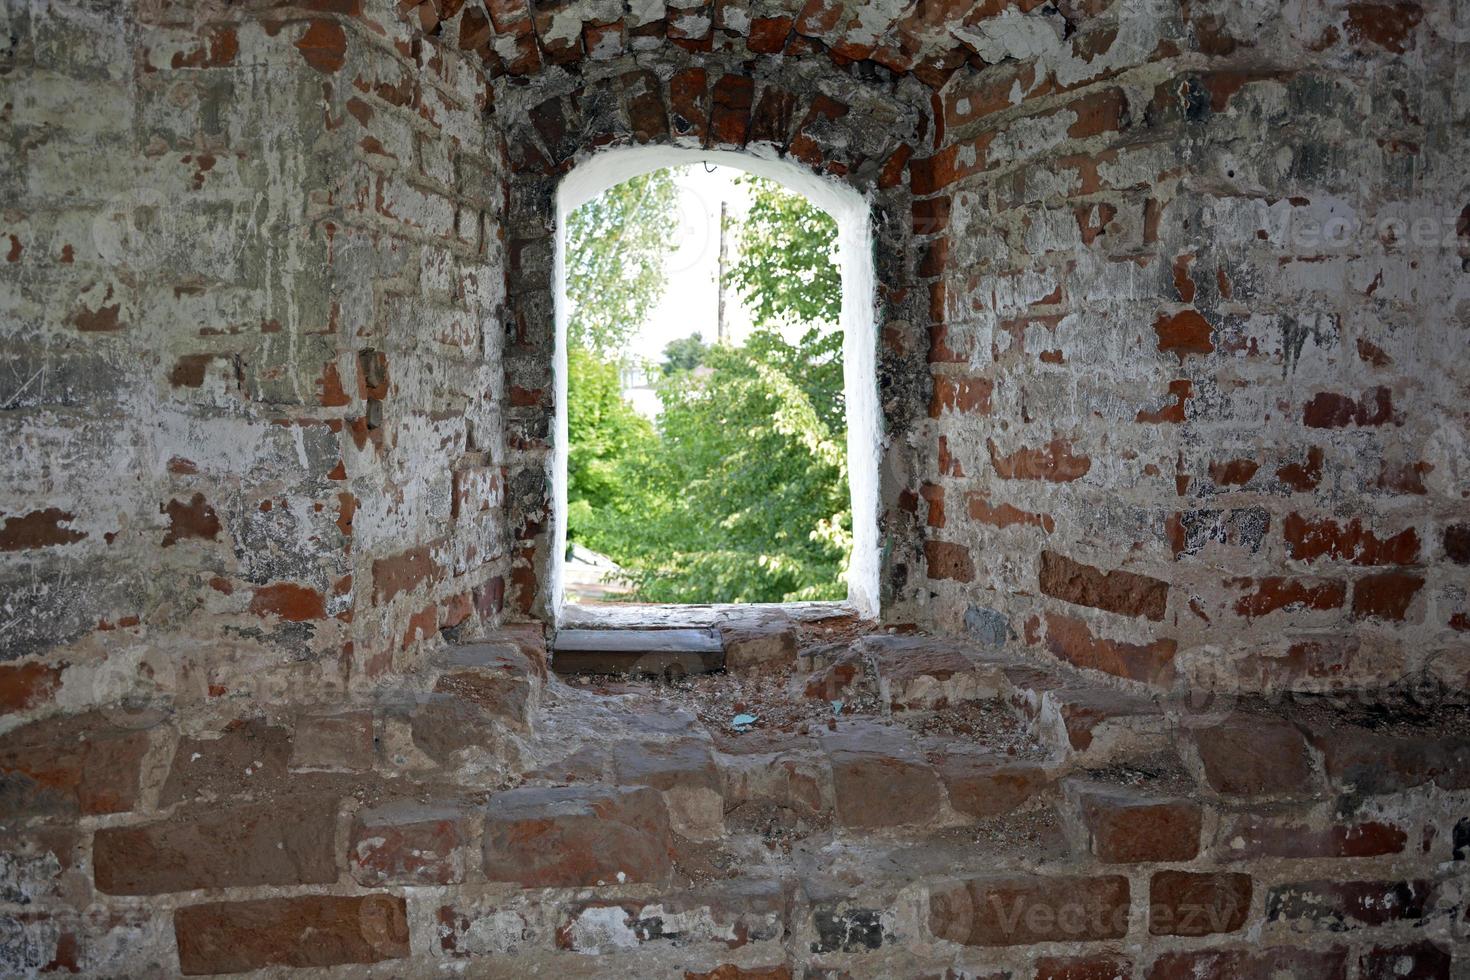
[908,0,1470,695]
[3,0,1465,714]
[0,2,510,709]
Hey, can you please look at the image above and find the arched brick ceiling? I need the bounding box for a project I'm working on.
[404,0,1098,91]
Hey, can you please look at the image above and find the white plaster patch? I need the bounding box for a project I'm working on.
[565,905,640,953]
[987,110,1075,166]
[952,8,1062,64]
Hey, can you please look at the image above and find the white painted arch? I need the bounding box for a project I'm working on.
[551,146,881,623]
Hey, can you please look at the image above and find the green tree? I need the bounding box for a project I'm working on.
[728,175,842,326]
[564,169,850,604]
[661,333,707,374]
[630,330,851,603]
[566,346,656,518]
[565,169,680,356]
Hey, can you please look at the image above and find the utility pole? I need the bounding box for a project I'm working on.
[715,200,728,344]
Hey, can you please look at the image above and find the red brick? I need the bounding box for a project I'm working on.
[1220,817,1407,859]
[1038,551,1168,621]
[913,196,951,236]
[94,797,338,894]
[175,894,409,974]
[1035,956,1132,980]
[1044,613,1177,685]
[1063,87,1129,138]
[988,437,1091,482]
[1351,571,1423,621]
[1306,724,1469,795]
[1075,783,1201,863]
[1209,457,1260,485]
[919,483,945,527]
[929,373,993,416]
[686,967,792,980]
[248,582,326,621]
[709,73,754,145]
[936,754,1049,820]
[967,494,1054,533]
[748,84,798,147]
[746,15,793,53]
[0,661,63,714]
[669,67,709,140]
[1192,713,1315,797]
[1283,515,1419,565]
[823,725,942,829]
[482,784,673,888]
[1266,879,1431,929]
[1231,576,1345,619]
[295,20,347,73]
[925,539,975,583]
[1276,446,1325,490]
[910,133,992,194]
[0,508,86,550]
[1303,386,1394,428]
[1154,308,1214,359]
[1146,947,1347,980]
[372,542,442,601]
[1358,941,1451,980]
[290,710,374,772]
[160,719,292,805]
[351,801,469,886]
[0,712,151,816]
[621,69,667,142]
[1135,379,1192,424]
[929,874,1129,946]
[433,636,543,729]
[1375,458,1430,494]
[1344,2,1425,54]
[1444,523,1470,564]
[1149,871,1251,936]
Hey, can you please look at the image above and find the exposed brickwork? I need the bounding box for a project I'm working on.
[907,0,1465,701]
[1,1,1466,976]
[1,0,510,695]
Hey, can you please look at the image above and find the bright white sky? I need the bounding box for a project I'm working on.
[636,164,758,360]
[587,164,838,418]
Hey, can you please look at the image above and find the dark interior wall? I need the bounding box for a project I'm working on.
[909,1,1470,694]
[0,2,510,709]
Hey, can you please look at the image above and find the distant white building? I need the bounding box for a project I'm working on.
[619,360,662,420]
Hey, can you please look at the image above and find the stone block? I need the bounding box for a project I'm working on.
[716,608,798,673]
[822,724,942,829]
[174,895,408,974]
[482,784,673,888]
[93,797,339,895]
[1071,782,1201,864]
[929,875,1130,946]
[350,800,471,886]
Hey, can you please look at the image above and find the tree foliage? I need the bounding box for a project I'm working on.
[564,169,679,356]
[661,333,707,374]
[574,329,850,603]
[728,175,841,326]
[565,168,848,604]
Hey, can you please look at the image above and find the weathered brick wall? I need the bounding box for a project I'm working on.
[908,0,1470,695]
[0,2,509,710]
[3,0,1464,714]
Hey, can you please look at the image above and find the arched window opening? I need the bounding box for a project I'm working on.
[551,148,879,625]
